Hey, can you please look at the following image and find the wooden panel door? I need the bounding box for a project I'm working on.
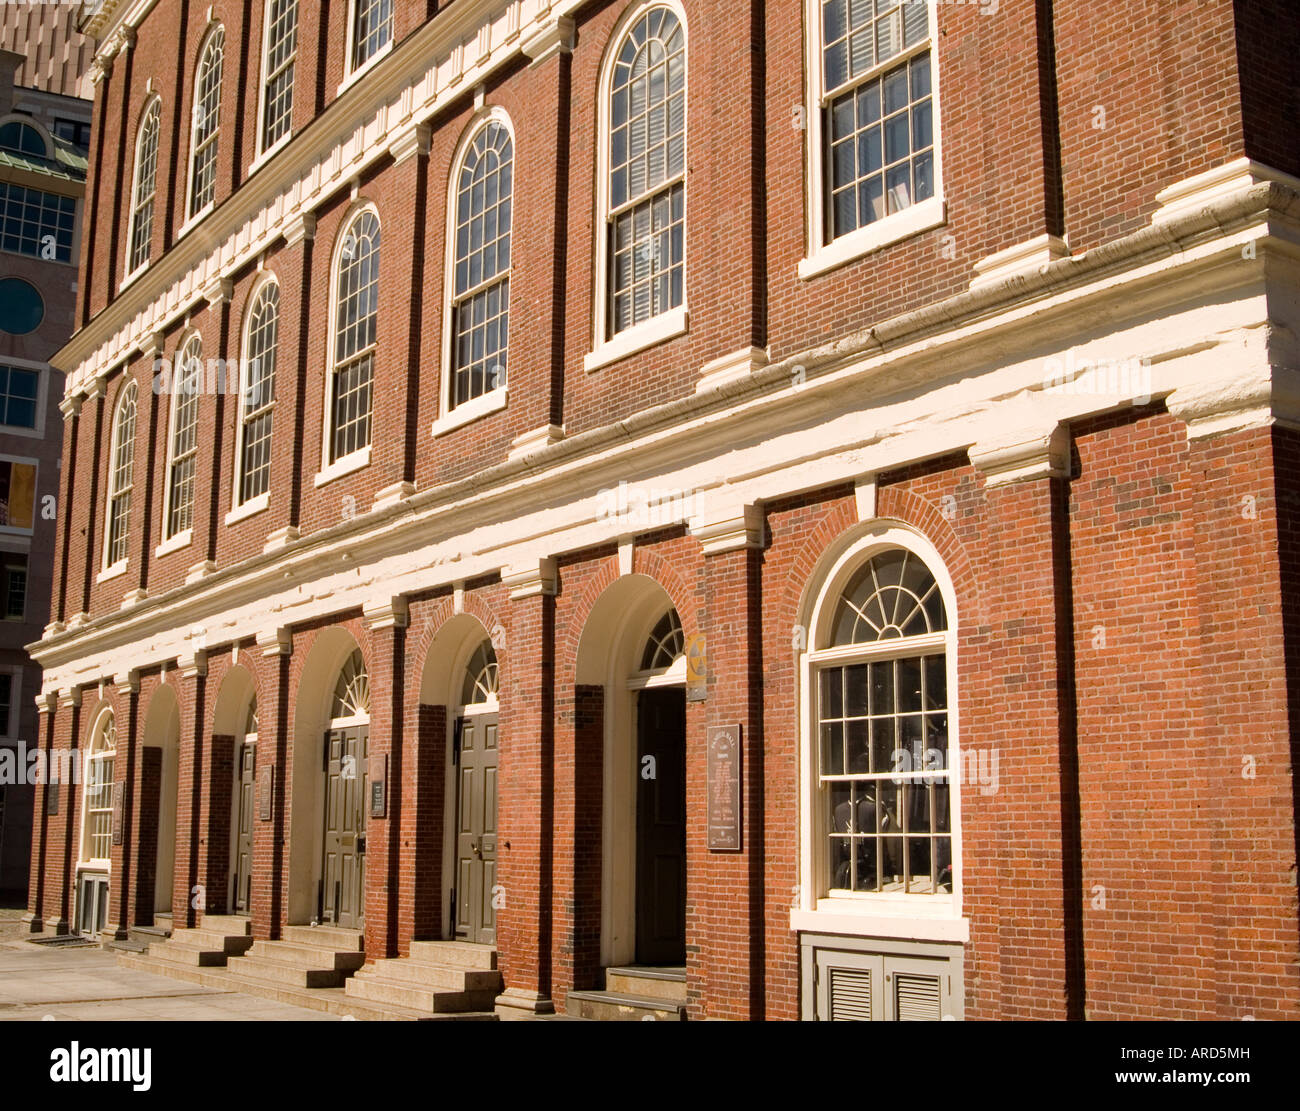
[232,740,255,914]
[454,714,498,945]
[322,727,368,929]
[635,688,687,965]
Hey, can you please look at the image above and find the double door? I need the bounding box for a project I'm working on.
[322,726,368,929]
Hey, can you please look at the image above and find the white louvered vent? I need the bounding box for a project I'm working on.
[829,966,873,1020]
[894,972,942,1021]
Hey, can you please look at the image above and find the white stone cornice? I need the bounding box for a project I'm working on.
[203,277,234,308]
[363,595,409,631]
[1152,158,1300,227]
[58,395,82,419]
[522,14,575,65]
[374,481,416,510]
[697,346,769,394]
[121,588,148,609]
[508,424,565,460]
[281,211,316,247]
[503,557,557,599]
[1166,366,1300,439]
[43,620,66,640]
[58,687,81,711]
[186,560,218,585]
[264,525,300,553]
[256,627,292,657]
[388,122,431,166]
[36,690,57,715]
[83,377,106,403]
[114,670,140,695]
[970,234,1071,292]
[854,475,877,522]
[969,423,1070,486]
[689,505,765,555]
[177,649,208,679]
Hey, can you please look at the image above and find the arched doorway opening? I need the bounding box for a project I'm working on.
[576,575,687,969]
[420,614,500,946]
[211,665,259,917]
[141,685,180,920]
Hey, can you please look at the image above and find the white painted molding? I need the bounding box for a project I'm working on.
[58,394,82,419]
[35,690,57,715]
[697,346,769,394]
[854,475,877,522]
[1166,366,1300,439]
[618,536,634,576]
[374,481,416,510]
[503,557,557,599]
[969,423,1070,486]
[363,595,409,631]
[789,909,971,944]
[43,621,66,639]
[282,212,317,247]
[508,423,565,460]
[185,560,218,585]
[453,581,465,615]
[388,122,431,166]
[970,234,1071,292]
[58,687,81,711]
[521,14,575,65]
[1152,157,1300,227]
[121,588,148,609]
[178,649,207,679]
[689,504,765,555]
[65,612,91,630]
[202,277,234,307]
[263,525,300,554]
[256,627,292,657]
[113,669,140,695]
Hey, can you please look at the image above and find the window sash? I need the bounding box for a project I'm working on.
[189,33,224,216]
[129,105,160,272]
[261,0,298,149]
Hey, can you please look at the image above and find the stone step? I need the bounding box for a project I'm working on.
[144,939,229,967]
[605,966,687,1004]
[343,974,498,1013]
[167,928,256,955]
[226,953,350,989]
[198,915,252,935]
[364,958,502,992]
[281,925,364,950]
[565,990,688,1022]
[406,940,497,970]
[244,939,366,970]
[115,952,497,1021]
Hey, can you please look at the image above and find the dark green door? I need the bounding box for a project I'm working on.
[454,714,498,945]
[636,688,687,965]
[232,740,255,914]
[322,727,368,929]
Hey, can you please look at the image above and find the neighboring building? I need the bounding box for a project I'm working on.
[22,0,1300,1020]
[0,45,89,901]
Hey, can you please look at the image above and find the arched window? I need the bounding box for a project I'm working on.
[81,710,116,864]
[245,697,259,737]
[236,279,278,506]
[104,380,137,569]
[188,26,225,219]
[448,117,513,413]
[0,118,47,157]
[641,608,684,671]
[331,649,370,721]
[461,639,499,708]
[807,540,956,899]
[127,98,160,274]
[598,4,687,346]
[259,0,298,152]
[164,337,202,540]
[327,208,379,466]
[350,0,393,72]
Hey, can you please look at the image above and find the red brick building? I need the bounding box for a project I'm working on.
[22,0,1300,1020]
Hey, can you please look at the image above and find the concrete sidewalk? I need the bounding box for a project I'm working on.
[0,940,338,1021]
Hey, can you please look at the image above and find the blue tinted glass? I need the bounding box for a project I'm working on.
[0,279,43,334]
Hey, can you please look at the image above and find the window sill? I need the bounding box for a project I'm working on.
[225,492,270,526]
[799,196,947,281]
[314,445,371,487]
[249,132,292,176]
[154,528,192,559]
[338,41,393,97]
[96,561,127,585]
[791,904,968,943]
[431,387,508,437]
[584,305,689,373]
[120,263,148,293]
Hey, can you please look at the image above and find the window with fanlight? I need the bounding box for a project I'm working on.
[81,710,116,865]
[461,639,499,710]
[809,544,955,899]
[331,649,370,722]
[326,208,379,468]
[187,26,225,219]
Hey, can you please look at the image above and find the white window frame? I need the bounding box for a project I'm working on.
[316,204,379,487]
[124,96,162,284]
[157,334,200,554]
[228,273,278,523]
[793,524,966,942]
[254,0,298,165]
[78,707,116,869]
[183,24,226,228]
[584,0,690,374]
[800,0,946,281]
[100,378,138,578]
[340,0,394,94]
[433,108,514,438]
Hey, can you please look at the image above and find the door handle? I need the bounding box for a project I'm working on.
[471,837,482,858]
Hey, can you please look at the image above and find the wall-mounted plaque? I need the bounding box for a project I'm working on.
[256,764,274,822]
[368,754,387,818]
[111,781,124,845]
[685,634,707,702]
[706,724,741,851]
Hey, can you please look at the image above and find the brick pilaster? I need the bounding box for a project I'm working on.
[251,627,292,939]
